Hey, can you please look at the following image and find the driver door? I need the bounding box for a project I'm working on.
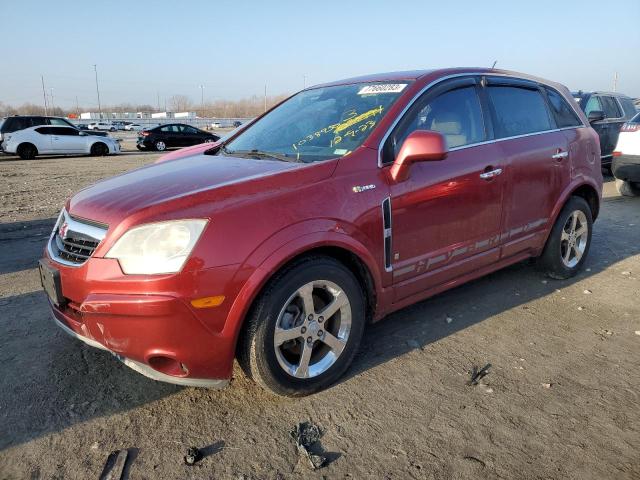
[382,77,506,302]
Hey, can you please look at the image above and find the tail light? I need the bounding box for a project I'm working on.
[612,151,622,157]
[140,131,150,136]
[621,123,640,132]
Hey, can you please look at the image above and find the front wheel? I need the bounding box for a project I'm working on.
[238,256,366,397]
[615,179,640,197]
[90,142,109,156]
[537,196,593,279]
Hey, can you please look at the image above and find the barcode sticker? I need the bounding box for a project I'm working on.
[358,84,407,95]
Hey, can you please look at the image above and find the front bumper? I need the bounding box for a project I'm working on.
[612,154,640,183]
[41,252,242,387]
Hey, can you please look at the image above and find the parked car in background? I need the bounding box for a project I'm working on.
[573,91,636,168]
[88,122,116,132]
[112,121,130,131]
[612,111,640,196]
[2,125,120,159]
[77,123,89,130]
[41,68,602,396]
[124,123,145,131]
[137,123,219,151]
[0,116,107,150]
[209,122,221,129]
[232,121,243,128]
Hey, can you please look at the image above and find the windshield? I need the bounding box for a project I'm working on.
[223,82,411,162]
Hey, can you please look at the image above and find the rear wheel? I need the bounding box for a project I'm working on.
[154,140,166,151]
[615,179,640,197]
[537,196,592,279]
[90,142,109,156]
[238,256,366,397]
[17,143,37,160]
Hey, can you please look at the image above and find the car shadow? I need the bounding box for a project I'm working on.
[0,217,57,274]
[0,191,638,452]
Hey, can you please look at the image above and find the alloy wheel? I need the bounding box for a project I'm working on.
[560,210,588,268]
[273,280,351,379]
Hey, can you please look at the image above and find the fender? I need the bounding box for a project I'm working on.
[544,176,602,246]
[219,228,383,346]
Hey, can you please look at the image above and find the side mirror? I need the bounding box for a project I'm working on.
[389,130,448,183]
[588,110,605,123]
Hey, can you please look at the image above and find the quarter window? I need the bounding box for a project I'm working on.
[600,96,622,119]
[389,86,485,158]
[545,88,582,128]
[584,96,603,117]
[487,86,551,138]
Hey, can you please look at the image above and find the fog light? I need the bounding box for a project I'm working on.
[148,355,188,377]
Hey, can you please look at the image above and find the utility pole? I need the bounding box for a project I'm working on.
[157,92,160,112]
[613,72,618,92]
[41,75,48,115]
[93,64,102,119]
[303,75,307,89]
[264,84,267,113]
[50,88,55,114]
[199,85,204,116]
[76,96,80,118]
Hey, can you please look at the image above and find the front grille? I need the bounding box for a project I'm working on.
[48,210,107,266]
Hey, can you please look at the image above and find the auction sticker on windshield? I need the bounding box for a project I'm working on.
[358,84,407,95]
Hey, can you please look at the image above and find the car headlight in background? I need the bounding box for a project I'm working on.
[105,219,208,274]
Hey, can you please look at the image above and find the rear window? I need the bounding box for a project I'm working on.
[545,88,582,128]
[601,96,622,119]
[630,112,640,123]
[487,86,552,138]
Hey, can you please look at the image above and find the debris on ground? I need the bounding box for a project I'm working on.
[445,316,453,324]
[290,422,327,470]
[622,271,631,276]
[578,306,585,311]
[99,449,129,480]
[542,383,552,389]
[467,363,491,386]
[184,446,203,466]
[406,339,420,349]
[583,289,592,294]
[635,331,640,336]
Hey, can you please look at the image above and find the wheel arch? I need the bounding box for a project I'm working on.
[225,233,381,353]
[571,183,600,221]
[17,142,38,154]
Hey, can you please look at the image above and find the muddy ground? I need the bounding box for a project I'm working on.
[0,145,639,479]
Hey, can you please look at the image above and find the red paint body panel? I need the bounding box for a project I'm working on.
[43,68,603,384]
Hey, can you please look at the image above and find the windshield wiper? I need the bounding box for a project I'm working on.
[226,149,300,163]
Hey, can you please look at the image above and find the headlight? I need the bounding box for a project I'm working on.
[105,219,208,274]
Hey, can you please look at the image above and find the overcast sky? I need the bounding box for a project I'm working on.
[1,0,638,109]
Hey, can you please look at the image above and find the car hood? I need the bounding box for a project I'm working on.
[68,153,306,226]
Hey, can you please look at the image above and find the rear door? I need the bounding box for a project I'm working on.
[485,78,570,259]
[32,127,54,153]
[384,76,506,300]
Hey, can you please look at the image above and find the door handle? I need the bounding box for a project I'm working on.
[479,168,503,180]
[552,151,568,160]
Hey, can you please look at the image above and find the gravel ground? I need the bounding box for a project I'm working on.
[0,148,639,479]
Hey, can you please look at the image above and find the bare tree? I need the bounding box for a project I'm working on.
[168,95,193,112]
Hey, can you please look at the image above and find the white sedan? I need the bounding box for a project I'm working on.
[88,122,116,131]
[124,123,145,131]
[1,125,120,159]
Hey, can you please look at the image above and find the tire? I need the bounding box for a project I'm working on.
[238,255,366,397]
[204,138,215,143]
[109,127,116,132]
[154,140,166,151]
[17,143,37,160]
[90,142,109,156]
[537,196,593,279]
[615,179,640,197]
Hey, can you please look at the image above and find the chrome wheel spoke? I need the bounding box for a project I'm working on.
[573,244,583,262]
[575,225,587,238]
[561,230,570,241]
[563,245,572,263]
[294,341,313,378]
[298,284,315,317]
[570,212,578,232]
[274,326,303,346]
[321,331,346,355]
[318,290,348,321]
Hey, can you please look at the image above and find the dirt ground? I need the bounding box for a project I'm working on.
[0,145,639,479]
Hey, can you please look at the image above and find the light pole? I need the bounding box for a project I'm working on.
[264,84,267,113]
[41,75,48,115]
[199,85,204,116]
[50,88,55,114]
[93,64,102,119]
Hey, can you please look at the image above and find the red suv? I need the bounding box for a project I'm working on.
[40,68,602,396]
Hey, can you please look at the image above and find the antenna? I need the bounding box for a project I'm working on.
[491,60,497,69]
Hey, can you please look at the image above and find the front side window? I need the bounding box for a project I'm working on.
[223,82,410,163]
[183,126,199,134]
[601,96,622,119]
[545,88,582,128]
[488,86,551,138]
[57,127,79,136]
[387,86,485,161]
